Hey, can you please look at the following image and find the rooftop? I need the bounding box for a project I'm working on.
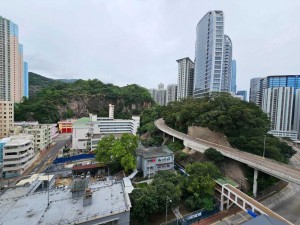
[136,145,173,159]
[0,180,131,225]
[73,117,90,126]
[215,177,239,187]
[242,214,288,225]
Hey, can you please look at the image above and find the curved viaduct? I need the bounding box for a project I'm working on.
[155,118,300,196]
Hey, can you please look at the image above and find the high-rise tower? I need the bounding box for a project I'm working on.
[0,16,25,103]
[193,10,232,97]
[177,57,194,100]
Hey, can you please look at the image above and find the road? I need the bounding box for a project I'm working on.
[29,133,70,174]
[1,133,70,187]
[155,118,300,185]
[211,148,300,225]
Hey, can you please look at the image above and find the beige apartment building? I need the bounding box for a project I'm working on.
[25,125,52,152]
[0,101,14,138]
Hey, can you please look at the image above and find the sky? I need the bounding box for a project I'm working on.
[2,0,300,92]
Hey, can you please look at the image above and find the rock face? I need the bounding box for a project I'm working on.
[56,94,152,119]
[188,126,232,147]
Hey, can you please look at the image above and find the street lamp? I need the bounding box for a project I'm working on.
[263,135,266,159]
[166,197,172,224]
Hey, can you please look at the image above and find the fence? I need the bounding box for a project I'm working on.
[162,205,219,225]
[53,154,95,164]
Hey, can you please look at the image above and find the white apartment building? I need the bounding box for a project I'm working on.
[0,101,14,138]
[72,105,140,150]
[177,57,194,101]
[2,134,34,178]
[166,84,177,104]
[262,87,297,140]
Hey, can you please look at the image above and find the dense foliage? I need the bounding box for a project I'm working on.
[15,75,154,123]
[204,148,224,164]
[95,134,138,172]
[130,166,220,224]
[140,93,295,163]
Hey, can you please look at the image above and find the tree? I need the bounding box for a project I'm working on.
[204,148,224,164]
[95,134,138,172]
[183,162,221,211]
[130,186,159,224]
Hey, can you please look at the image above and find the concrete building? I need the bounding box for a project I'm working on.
[222,35,232,92]
[2,134,34,178]
[231,59,237,93]
[136,145,174,178]
[177,57,194,100]
[0,179,131,225]
[0,16,26,103]
[249,78,262,105]
[194,10,233,97]
[262,87,297,140]
[58,119,77,133]
[72,106,140,150]
[166,84,177,104]
[148,83,167,106]
[250,75,300,139]
[236,90,248,101]
[24,124,54,152]
[0,101,14,138]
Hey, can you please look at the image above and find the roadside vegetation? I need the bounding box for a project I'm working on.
[130,166,221,225]
[94,133,138,173]
[139,92,296,163]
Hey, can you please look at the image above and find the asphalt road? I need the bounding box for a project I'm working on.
[29,134,70,174]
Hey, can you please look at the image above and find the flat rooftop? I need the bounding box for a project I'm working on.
[0,180,131,225]
[73,117,90,126]
[136,145,173,158]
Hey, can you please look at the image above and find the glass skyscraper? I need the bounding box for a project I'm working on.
[194,10,232,97]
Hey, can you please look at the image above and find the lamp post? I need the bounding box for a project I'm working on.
[166,197,172,224]
[263,135,266,159]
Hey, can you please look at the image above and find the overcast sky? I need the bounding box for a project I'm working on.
[2,0,300,92]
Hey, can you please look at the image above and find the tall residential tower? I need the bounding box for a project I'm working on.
[193,10,232,97]
[0,16,27,138]
[176,57,194,100]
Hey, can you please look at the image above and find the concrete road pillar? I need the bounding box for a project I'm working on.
[253,169,258,197]
[220,194,224,211]
[173,136,175,142]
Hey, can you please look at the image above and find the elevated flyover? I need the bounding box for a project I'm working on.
[155,118,300,196]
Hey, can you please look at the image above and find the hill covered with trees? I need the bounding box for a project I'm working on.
[139,93,295,163]
[16,77,154,123]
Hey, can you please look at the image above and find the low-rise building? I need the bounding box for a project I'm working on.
[0,101,14,139]
[0,179,131,225]
[72,105,140,150]
[2,134,34,178]
[136,145,174,178]
[58,119,77,133]
[25,125,52,152]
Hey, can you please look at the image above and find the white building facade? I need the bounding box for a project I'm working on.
[2,134,34,178]
[262,87,297,140]
[72,106,140,150]
[177,57,194,100]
